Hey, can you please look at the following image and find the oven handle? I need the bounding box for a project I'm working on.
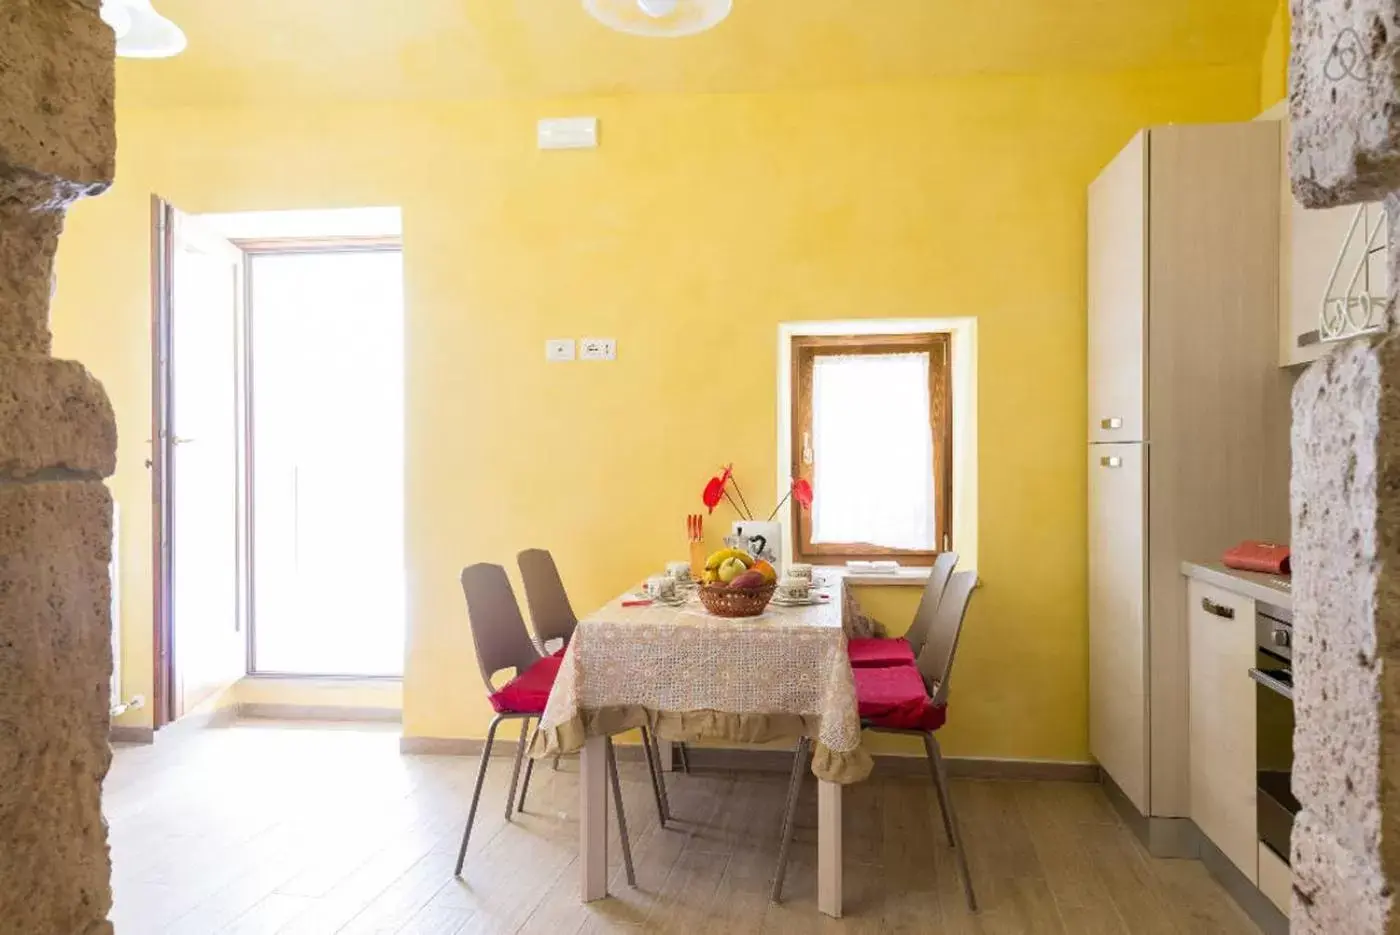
[1249,668,1294,701]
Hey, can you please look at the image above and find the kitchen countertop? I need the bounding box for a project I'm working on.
[1181,561,1292,611]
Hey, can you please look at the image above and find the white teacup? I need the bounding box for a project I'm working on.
[777,576,811,601]
[645,575,677,601]
[786,563,813,581]
[666,561,692,583]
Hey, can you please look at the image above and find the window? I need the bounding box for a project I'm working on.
[790,333,952,564]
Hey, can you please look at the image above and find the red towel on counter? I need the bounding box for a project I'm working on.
[1223,541,1290,575]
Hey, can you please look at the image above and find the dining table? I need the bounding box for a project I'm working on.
[529,571,874,918]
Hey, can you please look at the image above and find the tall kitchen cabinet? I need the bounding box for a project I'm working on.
[1087,122,1293,838]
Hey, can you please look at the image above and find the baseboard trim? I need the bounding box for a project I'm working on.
[109,725,155,745]
[1199,829,1288,935]
[1100,770,1201,859]
[236,702,402,723]
[397,735,1098,782]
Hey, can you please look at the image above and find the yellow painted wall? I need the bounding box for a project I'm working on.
[54,67,1261,757]
[1261,0,1290,111]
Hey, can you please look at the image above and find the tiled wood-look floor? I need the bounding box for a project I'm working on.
[105,721,1258,934]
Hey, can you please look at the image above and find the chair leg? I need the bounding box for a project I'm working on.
[454,715,504,876]
[606,738,637,888]
[924,733,977,911]
[639,726,669,827]
[922,733,956,847]
[770,736,811,904]
[644,727,673,825]
[505,718,530,822]
[518,725,539,814]
[677,741,692,774]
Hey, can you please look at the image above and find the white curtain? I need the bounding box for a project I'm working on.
[810,352,936,550]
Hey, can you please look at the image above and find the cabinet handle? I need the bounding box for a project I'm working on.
[1201,597,1235,620]
[1100,456,1122,468]
[1249,668,1293,701]
[1101,417,1123,430]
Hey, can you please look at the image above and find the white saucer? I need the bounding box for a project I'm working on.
[770,593,831,607]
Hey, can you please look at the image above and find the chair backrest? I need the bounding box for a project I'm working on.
[904,552,958,657]
[517,548,579,651]
[916,570,977,706]
[459,563,543,690]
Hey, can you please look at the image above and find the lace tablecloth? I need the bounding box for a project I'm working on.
[530,582,873,784]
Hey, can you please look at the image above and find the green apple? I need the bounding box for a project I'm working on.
[717,557,748,583]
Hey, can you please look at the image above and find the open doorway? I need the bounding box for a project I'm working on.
[245,244,405,676]
[151,204,406,727]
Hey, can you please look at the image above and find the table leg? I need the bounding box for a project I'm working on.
[818,779,843,918]
[580,734,609,901]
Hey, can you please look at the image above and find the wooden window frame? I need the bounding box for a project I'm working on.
[790,332,952,566]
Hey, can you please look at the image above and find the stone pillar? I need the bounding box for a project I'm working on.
[0,2,118,933]
[1290,0,1400,931]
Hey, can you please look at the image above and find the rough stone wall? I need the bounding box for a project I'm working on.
[1290,0,1400,208]
[0,1,118,933]
[1291,0,1400,930]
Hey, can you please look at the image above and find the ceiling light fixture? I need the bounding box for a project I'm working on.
[99,0,186,59]
[582,0,732,37]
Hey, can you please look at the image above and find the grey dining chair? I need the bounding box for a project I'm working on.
[772,570,980,910]
[906,551,959,658]
[453,562,636,883]
[516,547,686,825]
[846,551,958,668]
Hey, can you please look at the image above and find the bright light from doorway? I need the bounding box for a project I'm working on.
[249,249,405,676]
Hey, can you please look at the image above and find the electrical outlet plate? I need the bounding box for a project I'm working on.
[579,338,616,361]
[545,339,576,361]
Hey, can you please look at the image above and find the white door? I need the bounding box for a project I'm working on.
[1088,443,1149,812]
[168,207,248,717]
[1088,131,1148,443]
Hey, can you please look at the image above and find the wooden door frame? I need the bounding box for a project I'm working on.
[153,227,406,705]
[235,239,403,678]
[150,195,176,729]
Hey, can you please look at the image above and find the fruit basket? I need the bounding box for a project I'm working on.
[697,582,777,618]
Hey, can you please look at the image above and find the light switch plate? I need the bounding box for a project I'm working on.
[545,339,576,362]
[538,117,598,150]
[579,338,616,361]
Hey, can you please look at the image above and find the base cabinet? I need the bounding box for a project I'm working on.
[1187,579,1259,884]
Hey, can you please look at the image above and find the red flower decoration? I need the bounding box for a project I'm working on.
[792,478,814,509]
[702,475,726,513]
[702,464,737,514]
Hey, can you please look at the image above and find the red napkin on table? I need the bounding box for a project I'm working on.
[1223,541,1290,576]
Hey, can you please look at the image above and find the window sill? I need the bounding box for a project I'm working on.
[818,565,932,587]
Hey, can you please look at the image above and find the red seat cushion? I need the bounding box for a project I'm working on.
[853,663,947,732]
[488,655,562,715]
[846,636,917,668]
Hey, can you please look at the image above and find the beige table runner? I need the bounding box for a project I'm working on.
[530,585,873,784]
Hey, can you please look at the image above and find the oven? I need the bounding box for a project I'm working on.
[1249,603,1296,864]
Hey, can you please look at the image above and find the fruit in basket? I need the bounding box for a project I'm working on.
[750,559,777,584]
[704,547,753,572]
[717,556,749,583]
[728,570,766,590]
